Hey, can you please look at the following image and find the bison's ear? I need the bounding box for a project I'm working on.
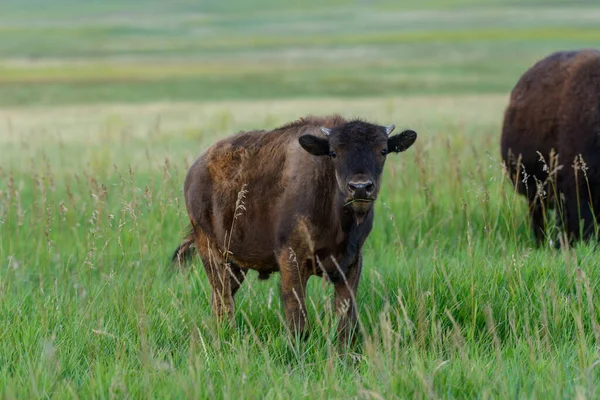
[388,130,417,153]
[299,135,330,156]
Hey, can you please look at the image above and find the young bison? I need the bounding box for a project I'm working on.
[173,115,417,340]
[501,49,600,245]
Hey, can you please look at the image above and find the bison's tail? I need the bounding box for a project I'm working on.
[171,227,195,267]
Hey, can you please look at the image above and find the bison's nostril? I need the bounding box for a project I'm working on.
[347,181,374,196]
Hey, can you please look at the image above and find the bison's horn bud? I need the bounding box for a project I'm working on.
[320,127,331,136]
[385,124,396,136]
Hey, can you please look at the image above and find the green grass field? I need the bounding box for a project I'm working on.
[2,0,600,398]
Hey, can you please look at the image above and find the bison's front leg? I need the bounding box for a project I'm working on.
[334,252,363,345]
[278,248,310,339]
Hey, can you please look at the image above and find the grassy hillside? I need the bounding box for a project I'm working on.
[2,0,600,398]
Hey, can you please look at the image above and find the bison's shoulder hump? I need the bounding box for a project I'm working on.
[276,114,348,132]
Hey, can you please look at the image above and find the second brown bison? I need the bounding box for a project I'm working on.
[501,49,600,245]
[173,115,417,341]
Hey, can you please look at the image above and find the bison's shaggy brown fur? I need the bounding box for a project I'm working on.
[173,115,417,341]
[501,49,600,245]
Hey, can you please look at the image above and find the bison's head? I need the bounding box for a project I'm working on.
[299,120,417,215]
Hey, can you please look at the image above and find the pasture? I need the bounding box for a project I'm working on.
[2,0,600,398]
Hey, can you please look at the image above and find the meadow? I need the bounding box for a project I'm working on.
[2,0,600,398]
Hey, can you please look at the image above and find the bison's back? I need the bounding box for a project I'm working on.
[500,50,599,196]
[555,50,600,181]
[183,129,290,268]
[501,52,578,168]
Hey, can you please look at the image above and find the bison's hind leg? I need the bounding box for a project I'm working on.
[516,157,552,246]
[195,233,245,324]
[558,183,599,245]
[527,185,549,246]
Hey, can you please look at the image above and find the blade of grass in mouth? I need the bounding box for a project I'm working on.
[344,199,373,206]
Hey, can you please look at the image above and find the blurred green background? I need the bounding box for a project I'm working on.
[0,0,598,106]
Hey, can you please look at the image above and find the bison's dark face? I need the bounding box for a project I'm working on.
[299,120,417,215]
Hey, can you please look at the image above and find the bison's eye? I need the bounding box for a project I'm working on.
[329,150,337,159]
[381,149,388,156]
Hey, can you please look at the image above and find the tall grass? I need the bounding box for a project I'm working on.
[2,0,600,396]
[2,96,600,398]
